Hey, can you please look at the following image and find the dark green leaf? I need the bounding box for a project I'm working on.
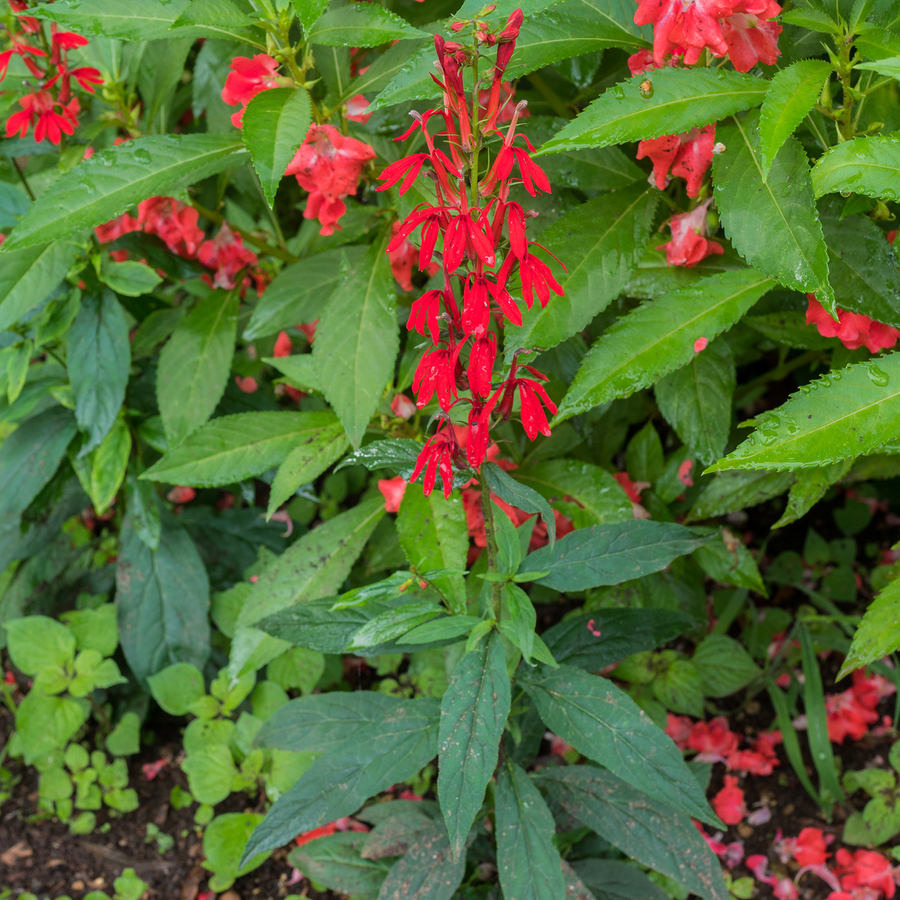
[307,4,424,46]
[779,8,841,31]
[572,859,667,900]
[483,461,556,546]
[336,438,422,477]
[523,521,712,592]
[0,242,78,332]
[841,574,900,676]
[377,820,466,900]
[520,665,719,826]
[438,632,510,859]
[339,38,430,103]
[33,0,193,39]
[347,601,443,651]
[691,634,761,697]
[256,597,382,654]
[289,833,388,900]
[812,135,900,202]
[687,470,795,517]
[68,289,130,453]
[116,516,211,685]
[124,473,161,551]
[495,763,566,900]
[773,460,852,528]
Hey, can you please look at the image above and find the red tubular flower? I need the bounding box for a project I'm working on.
[377,154,430,195]
[274,331,293,358]
[467,333,496,398]
[660,199,724,267]
[10,0,41,33]
[443,209,496,271]
[69,66,104,93]
[413,344,462,410]
[408,288,448,343]
[5,90,80,144]
[462,272,493,337]
[466,401,491,468]
[411,425,460,498]
[221,54,281,127]
[517,246,565,309]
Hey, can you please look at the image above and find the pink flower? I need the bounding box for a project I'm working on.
[344,94,371,123]
[712,774,746,825]
[834,849,896,898]
[198,222,258,289]
[806,295,900,353]
[235,376,259,393]
[678,459,695,487]
[660,199,724,267]
[694,337,709,352]
[391,394,416,419]
[378,476,407,513]
[221,54,281,127]
[727,731,780,775]
[665,714,694,749]
[825,688,879,744]
[167,486,196,504]
[138,197,205,258]
[142,759,167,780]
[721,6,782,72]
[614,472,645,503]
[637,125,715,197]
[95,212,141,245]
[688,717,739,763]
[297,320,319,344]
[546,732,575,757]
[851,668,897,709]
[792,827,829,867]
[273,331,293,358]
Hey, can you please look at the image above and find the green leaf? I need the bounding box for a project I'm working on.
[438,632,510,859]
[691,634,761,697]
[241,698,440,861]
[338,37,430,104]
[15,691,89,764]
[68,289,130,453]
[138,37,195,131]
[2,135,248,251]
[710,354,900,471]
[89,418,131,514]
[267,647,325,696]
[523,521,712,592]
[116,516,211,685]
[692,530,767,595]
[313,237,398,448]
[841,574,900,676]
[100,260,163,297]
[337,438,421,478]
[520,665,720,826]
[106,711,141,756]
[556,269,773,422]
[292,0,330,32]
[483,462,556,546]
[656,340,735,468]
[538,69,767,153]
[396,483,468,616]
[856,54,900,79]
[542,609,692,670]
[538,767,728,900]
[266,354,321,393]
[820,203,900,328]
[712,114,833,309]
[256,597,381,654]
[347,601,443,652]
[173,0,257,27]
[289,833,388,900]
[0,406,76,518]
[758,60,832,180]
[774,460,852,528]
[60,603,118,657]
[514,459,633,527]
[124,473,162,551]
[147,662,206,716]
[855,28,900,60]
[237,496,385,629]
[654,657,704,717]
[6,615,76,675]
[688,469,795,517]
[32,0,194,39]
[244,246,365,339]
[495,763,566,900]
[266,421,349,517]
[572,859,668,900]
[203,813,269,892]
[812,135,900,202]
[0,242,78,332]
[307,3,423,46]
[504,185,659,359]
[183,744,240,805]
[377,820,466,900]
[779,8,841,32]
[157,289,238,447]
[242,88,312,208]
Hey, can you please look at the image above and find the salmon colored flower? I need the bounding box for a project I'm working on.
[344,94,371,122]
[235,376,259,393]
[198,223,258,289]
[712,775,746,825]
[688,717,739,762]
[665,714,694,749]
[222,54,281,127]
[833,849,896,898]
[637,125,715,197]
[391,394,416,419]
[138,197,206,258]
[273,331,293,358]
[378,476,407,513]
[167,486,196,504]
[660,199,724,267]
[721,5,782,72]
[806,295,900,353]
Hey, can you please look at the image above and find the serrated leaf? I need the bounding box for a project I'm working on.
[687,470,795,517]
[32,0,193,40]
[712,113,833,309]
[759,60,832,179]
[773,460,853,528]
[692,529,767,595]
[779,8,842,32]
[124,473,161,551]
[242,88,312,208]
[841,574,900,676]
[812,135,900,201]
[292,0,330,32]
[1,135,248,251]
[855,27,900,60]
[520,665,720,826]
[289,833,388,900]
[157,289,238,447]
[556,269,773,422]
[396,483,468,616]
[244,246,365,339]
[89,418,131,514]
[0,242,78,332]
[483,462,556,547]
[692,633,761,696]
[523,521,712,592]
[538,69,767,154]
[504,185,659,360]
[307,3,423,46]
[337,438,422,478]
[313,236,397,448]
[711,354,900,471]
[438,632,510,859]
[856,54,900,78]
[173,0,257,27]
[538,767,728,900]
[347,601,442,651]
[376,820,465,900]
[495,763,566,900]
[656,340,735,467]
[572,860,667,900]
[338,37,430,104]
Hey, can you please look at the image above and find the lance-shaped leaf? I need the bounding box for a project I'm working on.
[289,833,389,900]
[292,0,330,32]
[773,460,853,528]
[709,354,900,471]
[841,574,900,677]
[712,113,833,310]
[572,859,668,900]
[337,438,422,477]
[0,242,78,332]
[313,236,397,448]
[758,60,832,179]
[2,135,248,250]
[537,766,728,900]
[242,88,312,208]
[143,411,340,487]
[307,3,424,46]
[483,462,556,546]
[397,483,468,616]
[522,520,712,592]
[687,470,795,519]
[856,54,900,79]
[244,246,365,339]
[495,763,566,900]
[538,69,767,154]
[377,820,466,900]
[520,665,721,826]
[157,289,238,447]
[438,632,510,860]
[337,37,430,104]
[255,599,385,654]
[241,698,440,862]
[812,135,900,201]
[32,0,192,39]
[555,269,773,422]
[116,516,211,685]
[504,185,659,360]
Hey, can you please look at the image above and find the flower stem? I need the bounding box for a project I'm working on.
[480,473,502,621]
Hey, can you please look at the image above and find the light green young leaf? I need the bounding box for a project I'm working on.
[0,241,78,332]
[691,633,761,696]
[856,54,900,79]
[710,354,900,471]
[812,135,900,201]
[157,289,238,447]
[693,530,767,596]
[759,60,832,179]
[313,236,397,448]
[89,418,131,514]
[100,260,163,297]
[538,69,767,153]
[242,88,312,208]
[307,3,424,46]
[504,185,659,360]
[1,135,248,250]
[841,574,900,676]
[779,8,842,32]
[147,662,206,716]
[556,269,773,422]
[6,615,76,675]
[712,113,834,311]
[173,0,257,28]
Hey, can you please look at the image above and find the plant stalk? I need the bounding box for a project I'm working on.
[480,474,503,621]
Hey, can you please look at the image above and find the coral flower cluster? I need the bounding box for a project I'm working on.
[376,10,564,497]
[807,295,900,355]
[1,1,102,144]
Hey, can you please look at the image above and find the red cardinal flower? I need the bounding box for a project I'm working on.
[806,295,900,353]
[467,333,497,398]
[411,424,462,498]
[413,343,464,410]
[378,475,407,513]
[5,90,79,144]
[660,199,724,267]
[222,54,281,127]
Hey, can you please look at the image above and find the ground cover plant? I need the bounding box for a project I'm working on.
[2,0,900,898]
